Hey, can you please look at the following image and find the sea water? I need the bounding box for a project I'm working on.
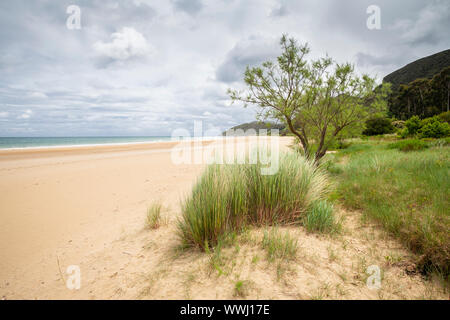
[0,136,174,150]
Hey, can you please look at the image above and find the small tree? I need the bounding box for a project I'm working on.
[228,35,390,162]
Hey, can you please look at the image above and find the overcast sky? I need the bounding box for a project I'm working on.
[0,0,449,136]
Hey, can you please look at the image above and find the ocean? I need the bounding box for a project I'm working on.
[0,136,175,150]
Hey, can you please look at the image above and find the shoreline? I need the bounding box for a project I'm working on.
[0,138,222,161]
[0,135,283,162]
[0,136,228,152]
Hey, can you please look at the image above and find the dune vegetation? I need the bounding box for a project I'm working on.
[178,152,334,250]
[325,138,449,280]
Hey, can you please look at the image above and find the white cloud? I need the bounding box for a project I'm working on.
[0,112,9,118]
[93,27,153,61]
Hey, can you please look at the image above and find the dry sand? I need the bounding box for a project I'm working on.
[0,137,447,299]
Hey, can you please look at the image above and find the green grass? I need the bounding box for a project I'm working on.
[233,280,251,297]
[333,141,449,278]
[304,200,341,234]
[146,203,162,229]
[261,229,298,262]
[387,139,429,152]
[178,152,329,249]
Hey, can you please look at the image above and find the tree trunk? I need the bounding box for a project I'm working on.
[285,117,309,154]
[315,126,328,162]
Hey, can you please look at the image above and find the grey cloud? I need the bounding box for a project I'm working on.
[172,0,203,15]
[392,1,450,46]
[355,52,411,68]
[270,1,289,17]
[216,36,280,83]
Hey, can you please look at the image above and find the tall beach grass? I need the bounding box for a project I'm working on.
[178,152,329,249]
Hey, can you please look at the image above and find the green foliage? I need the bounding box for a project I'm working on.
[304,200,340,234]
[398,127,410,138]
[420,117,450,138]
[178,152,329,249]
[362,117,395,136]
[327,139,352,151]
[405,116,422,135]
[233,280,250,297]
[387,139,429,152]
[400,114,450,138]
[336,144,450,277]
[229,34,390,162]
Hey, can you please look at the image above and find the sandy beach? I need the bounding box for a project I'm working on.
[0,137,446,300]
[0,139,213,299]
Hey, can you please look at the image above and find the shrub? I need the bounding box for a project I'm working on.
[421,116,438,127]
[178,152,329,249]
[304,200,340,233]
[387,139,429,152]
[362,117,395,136]
[405,116,422,135]
[398,127,410,139]
[419,118,450,138]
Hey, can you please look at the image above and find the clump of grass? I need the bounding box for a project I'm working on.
[430,137,450,148]
[336,145,449,279]
[146,203,162,229]
[178,152,329,249]
[261,229,298,262]
[304,200,340,234]
[338,143,374,155]
[233,280,251,297]
[387,139,428,152]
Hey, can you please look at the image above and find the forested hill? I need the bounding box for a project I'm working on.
[383,49,450,119]
[383,49,450,90]
[223,121,285,135]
